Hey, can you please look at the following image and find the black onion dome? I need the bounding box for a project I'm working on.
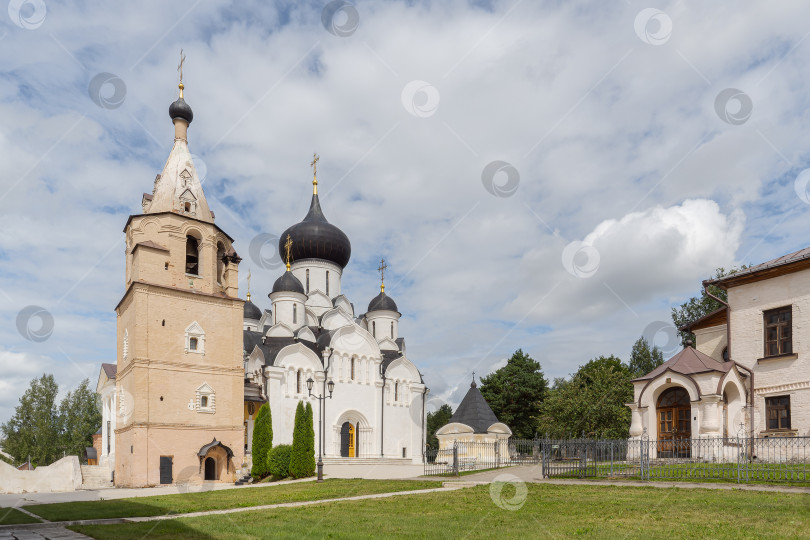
[368,291,398,313]
[169,96,193,124]
[279,194,351,269]
[244,298,262,320]
[272,270,305,295]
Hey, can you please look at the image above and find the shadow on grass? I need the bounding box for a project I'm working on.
[0,506,42,525]
[71,516,218,540]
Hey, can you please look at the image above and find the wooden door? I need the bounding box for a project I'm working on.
[159,456,173,484]
[656,388,691,458]
[340,422,351,457]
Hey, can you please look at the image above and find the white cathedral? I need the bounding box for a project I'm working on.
[242,169,429,468]
[95,77,428,486]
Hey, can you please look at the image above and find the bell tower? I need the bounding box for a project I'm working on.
[114,67,245,487]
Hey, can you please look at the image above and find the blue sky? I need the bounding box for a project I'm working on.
[1,0,810,423]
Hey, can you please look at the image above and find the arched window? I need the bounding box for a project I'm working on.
[293,304,297,324]
[306,269,310,293]
[216,242,225,284]
[351,358,355,380]
[394,381,399,402]
[296,370,302,394]
[326,271,330,296]
[372,321,376,338]
[185,235,199,275]
[391,321,394,339]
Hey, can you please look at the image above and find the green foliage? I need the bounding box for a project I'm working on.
[266,444,292,479]
[304,402,316,475]
[480,349,547,439]
[426,404,453,449]
[58,379,102,460]
[627,337,664,378]
[2,375,104,466]
[1,374,61,465]
[671,267,746,345]
[538,355,634,439]
[289,401,313,479]
[250,403,273,478]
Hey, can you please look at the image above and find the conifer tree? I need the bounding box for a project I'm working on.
[289,401,309,478]
[250,403,272,478]
[304,402,316,475]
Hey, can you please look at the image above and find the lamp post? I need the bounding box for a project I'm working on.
[307,373,335,482]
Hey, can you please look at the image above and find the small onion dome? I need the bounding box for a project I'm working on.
[279,193,351,269]
[244,298,262,320]
[368,291,398,313]
[169,84,193,124]
[272,270,305,295]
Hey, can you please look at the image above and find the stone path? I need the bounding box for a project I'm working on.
[0,526,91,539]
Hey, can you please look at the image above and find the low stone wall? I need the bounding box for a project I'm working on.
[0,456,82,494]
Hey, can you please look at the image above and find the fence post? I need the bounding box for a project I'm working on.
[610,441,614,477]
[453,441,459,477]
[494,440,499,469]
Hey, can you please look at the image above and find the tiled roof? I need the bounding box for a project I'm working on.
[448,382,502,433]
[633,346,732,381]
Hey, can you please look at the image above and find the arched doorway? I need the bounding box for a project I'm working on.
[340,422,357,457]
[657,387,691,458]
[204,457,217,480]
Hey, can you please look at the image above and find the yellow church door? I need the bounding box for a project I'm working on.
[348,424,355,457]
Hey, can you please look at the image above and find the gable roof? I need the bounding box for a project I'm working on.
[449,381,502,434]
[680,306,727,332]
[706,246,810,288]
[101,363,117,380]
[633,346,732,382]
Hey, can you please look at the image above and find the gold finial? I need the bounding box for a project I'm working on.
[246,268,252,301]
[310,152,320,195]
[284,234,293,271]
[378,258,388,293]
[178,49,186,98]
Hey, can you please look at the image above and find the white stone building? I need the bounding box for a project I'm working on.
[628,247,810,454]
[242,175,428,467]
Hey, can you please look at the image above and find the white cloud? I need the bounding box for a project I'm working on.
[0,1,808,422]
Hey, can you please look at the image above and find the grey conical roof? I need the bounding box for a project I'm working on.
[449,380,501,434]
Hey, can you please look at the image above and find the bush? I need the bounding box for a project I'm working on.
[267,444,292,479]
[251,403,273,478]
[289,401,313,479]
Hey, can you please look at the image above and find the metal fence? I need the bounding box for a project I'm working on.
[541,435,810,483]
[424,439,541,476]
[425,435,810,483]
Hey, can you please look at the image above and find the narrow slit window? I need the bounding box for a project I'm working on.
[185,235,199,276]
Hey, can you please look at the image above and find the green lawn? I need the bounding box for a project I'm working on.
[24,479,440,522]
[0,507,41,525]
[70,483,810,539]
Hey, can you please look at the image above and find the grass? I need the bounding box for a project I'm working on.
[70,483,810,539]
[24,479,441,522]
[546,461,810,486]
[0,507,41,525]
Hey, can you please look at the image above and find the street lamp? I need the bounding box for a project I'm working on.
[308,370,335,482]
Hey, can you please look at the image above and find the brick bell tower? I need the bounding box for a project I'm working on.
[114,71,245,487]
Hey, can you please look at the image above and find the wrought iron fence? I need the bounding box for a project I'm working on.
[541,435,810,484]
[425,435,810,483]
[423,439,541,476]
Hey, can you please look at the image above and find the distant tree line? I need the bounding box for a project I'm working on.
[1,374,101,466]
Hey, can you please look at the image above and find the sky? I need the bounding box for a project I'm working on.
[1,0,810,424]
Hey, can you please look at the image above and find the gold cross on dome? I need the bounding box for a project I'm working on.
[310,153,320,193]
[378,258,388,293]
[178,49,186,85]
[246,268,252,300]
[284,234,293,271]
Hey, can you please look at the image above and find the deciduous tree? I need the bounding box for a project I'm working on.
[627,337,664,378]
[426,404,453,449]
[1,374,61,466]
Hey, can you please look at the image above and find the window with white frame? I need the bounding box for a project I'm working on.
[185,322,205,354]
[196,383,215,414]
